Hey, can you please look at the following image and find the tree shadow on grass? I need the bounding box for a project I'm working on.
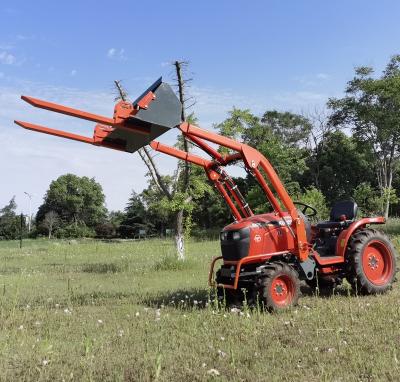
[17,290,139,309]
[142,288,212,310]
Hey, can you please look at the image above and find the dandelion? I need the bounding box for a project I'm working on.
[230,307,240,313]
[97,319,103,324]
[207,369,220,377]
[193,300,198,305]
[135,312,140,317]
[42,359,49,366]
[55,304,60,308]
[202,362,207,368]
[18,325,24,330]
[118,329,124,337]
[220,336,225,341]
[217,349,227,358]
[64,308,72,315]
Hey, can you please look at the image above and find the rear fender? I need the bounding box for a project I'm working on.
[335,217,385,258]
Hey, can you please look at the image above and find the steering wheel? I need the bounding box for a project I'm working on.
[293,201,317,218]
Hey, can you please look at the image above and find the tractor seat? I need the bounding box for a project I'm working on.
[316,200,358,229]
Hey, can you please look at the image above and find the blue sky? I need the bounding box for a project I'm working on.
[1,0,399,215]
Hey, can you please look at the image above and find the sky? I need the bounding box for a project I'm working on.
[0,0,399,216]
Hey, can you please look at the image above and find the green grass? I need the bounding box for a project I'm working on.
[0,237,399,381]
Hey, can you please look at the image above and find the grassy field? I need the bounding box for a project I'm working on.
[0,232,399,381]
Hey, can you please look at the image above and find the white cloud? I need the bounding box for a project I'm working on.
[0,51,16,65]
[107,48,116,58]
[107,48,126,61]
[70,69,77,77]
[16,34,35,41]
[293,73,331,86]
[190,85,332,127]
[316,73,330,80]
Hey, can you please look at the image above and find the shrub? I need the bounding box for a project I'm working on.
[55,223,95,238]
[297,187,329,221]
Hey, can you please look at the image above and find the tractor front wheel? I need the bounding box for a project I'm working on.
[258,262,300,311]
[347,229,397,294]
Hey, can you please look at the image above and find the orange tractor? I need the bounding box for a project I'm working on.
[15,78,397,310]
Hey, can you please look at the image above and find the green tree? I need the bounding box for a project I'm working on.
[37,174,107,233]
[261,110,312,147]
[118,192,149,238]
[0,197,22,240]
[353,182,382,216]
[303,131,375,204]
[296,187,329,221]
[328,55,400,218]
[216,108,309,212]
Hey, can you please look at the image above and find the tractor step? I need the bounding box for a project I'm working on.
[313,254,345,265]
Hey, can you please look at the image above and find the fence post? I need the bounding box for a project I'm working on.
[20,213,23,249]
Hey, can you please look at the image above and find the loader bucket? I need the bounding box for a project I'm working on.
[106,77,182,153]
[15,77,182,153]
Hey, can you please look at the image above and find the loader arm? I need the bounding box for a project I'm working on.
[14,78,310,261]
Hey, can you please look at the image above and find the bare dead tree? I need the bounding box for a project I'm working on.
[43,211,59,239]
[171,61,194,260]
[303,107,335,188]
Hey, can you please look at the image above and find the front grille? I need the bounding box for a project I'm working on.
[220,227,250,261]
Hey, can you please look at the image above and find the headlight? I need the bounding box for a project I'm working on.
[220,231,228,241]
[232,231,241,240]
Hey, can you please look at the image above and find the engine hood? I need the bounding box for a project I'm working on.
[222,212,293,232]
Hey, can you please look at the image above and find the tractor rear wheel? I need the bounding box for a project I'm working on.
[346,228,397,294]
[258,262,300,311]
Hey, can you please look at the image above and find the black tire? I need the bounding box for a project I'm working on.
[216,286,242,307]
[346,228,397,294]
[215,269,244,307]
[258,262,300,311]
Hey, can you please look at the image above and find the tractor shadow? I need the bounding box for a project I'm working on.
[143,288,212,310]
[300,282,356,298]
[143,284,357,311]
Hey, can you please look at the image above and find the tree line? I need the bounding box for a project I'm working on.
[1,55,400,242]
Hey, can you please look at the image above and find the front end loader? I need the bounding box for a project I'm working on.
[15,78,397,311]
